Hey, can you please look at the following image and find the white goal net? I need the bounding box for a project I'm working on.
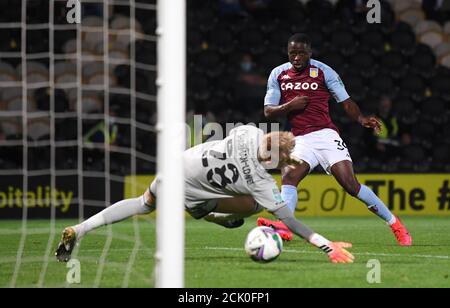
[0,0,185,288]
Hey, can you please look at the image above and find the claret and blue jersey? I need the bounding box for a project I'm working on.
[264,59,350,136]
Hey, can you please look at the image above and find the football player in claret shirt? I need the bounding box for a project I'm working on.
[257,33,412,246]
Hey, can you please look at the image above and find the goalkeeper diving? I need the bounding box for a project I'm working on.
[56,125,354,264]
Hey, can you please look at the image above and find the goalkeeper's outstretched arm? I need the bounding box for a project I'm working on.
[271,206,355,264]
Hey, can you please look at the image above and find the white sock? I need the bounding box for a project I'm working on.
[281,185,298,213]
[74,196,154,238]
[387,215,397,226]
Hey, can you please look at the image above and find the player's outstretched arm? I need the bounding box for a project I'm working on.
[272,206,355,264]
[341,98,381,135]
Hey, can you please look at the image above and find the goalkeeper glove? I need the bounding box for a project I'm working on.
[309,234,355,264]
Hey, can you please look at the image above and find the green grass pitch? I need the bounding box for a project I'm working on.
[0,217,449,288]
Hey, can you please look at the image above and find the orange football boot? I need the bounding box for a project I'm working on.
[275,229,294,241]
[390,216,412,246]
[257,217,293,241]
[257,217,290,231]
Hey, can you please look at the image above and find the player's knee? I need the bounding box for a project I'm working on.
[342,180,361,197]
[282,170,302,186]
[282,163,309,186]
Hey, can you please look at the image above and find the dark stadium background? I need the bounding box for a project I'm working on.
[0,0,449,218]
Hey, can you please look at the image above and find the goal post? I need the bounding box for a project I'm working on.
[155,0,186,288]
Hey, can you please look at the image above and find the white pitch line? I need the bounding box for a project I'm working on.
[1,246,448,267]
[354,252,450,260]
[203,246,450,260]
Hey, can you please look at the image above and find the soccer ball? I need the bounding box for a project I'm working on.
[244,226,283,263]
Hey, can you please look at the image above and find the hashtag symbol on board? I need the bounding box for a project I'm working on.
[438,180,450,210]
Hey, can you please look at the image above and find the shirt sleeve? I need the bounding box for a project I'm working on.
[264,68,281,106]
[251,178,287,213]
[323,66,350,103]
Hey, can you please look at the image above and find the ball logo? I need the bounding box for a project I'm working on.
[281,82,319,91]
